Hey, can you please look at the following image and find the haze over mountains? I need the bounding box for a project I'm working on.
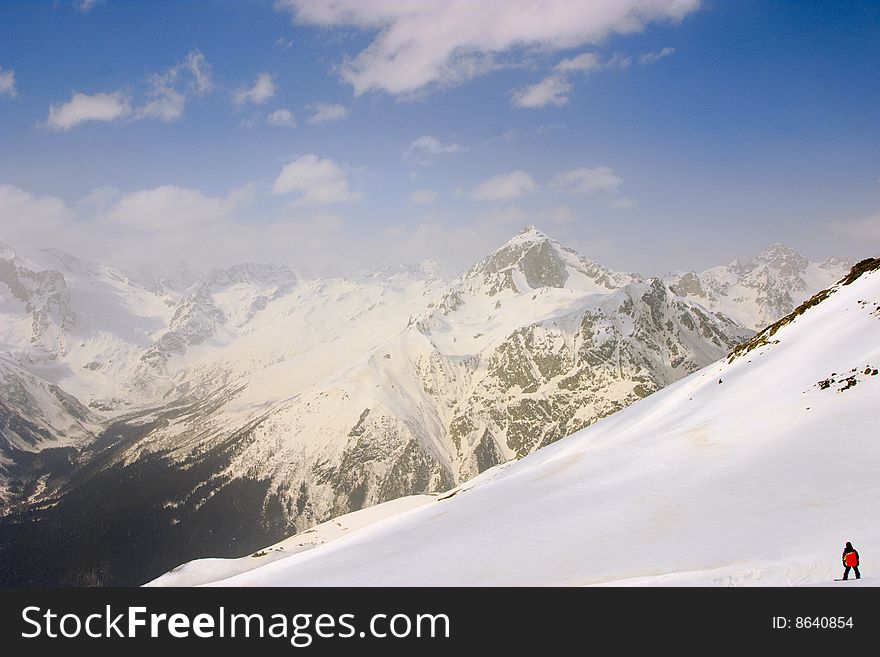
[0,226,854,585]
[154,257,880,587]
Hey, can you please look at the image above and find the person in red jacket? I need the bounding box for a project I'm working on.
[842,542,860,580]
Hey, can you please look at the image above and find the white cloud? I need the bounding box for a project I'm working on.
[267,108,297,127]
[0,185,72,237]
[185,51,213,95]
[470,170,538,202]
[494,129,520,142]
[234,73,276,106]
[272,154,360,206]
[138,80,185,122]
[0,66,16,98]
[99,184,254,231]
[604,53,633,70]
[275,37,294,51]
[408,189,438,206]
[552,166,637,209]
[640,46,676,65]
[1,179,627,281]
[554,52,601,73]
[403,135,465,165]
[276,0,699,96]
[78,185,122,210]
[0,181,293,272]
[536,123,566,134]
[77,0,102,12]
[306,103,350,124]
[552,166,623,195]
[511,75,572,108]
[44,51,212,129]
[512,50,636,108]
[46,91,132,131]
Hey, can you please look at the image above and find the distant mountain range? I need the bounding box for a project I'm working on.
[0,227,853,585]
[152,257,880,587]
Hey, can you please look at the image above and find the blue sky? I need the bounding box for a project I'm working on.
[0,0,878,276]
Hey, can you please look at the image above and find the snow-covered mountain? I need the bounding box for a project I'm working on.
[0,241,180,408]
[0,355,99,515]
[153,257,880,587]
[123,227,750,533]
[0,228,855,585]
[665,243,852,330]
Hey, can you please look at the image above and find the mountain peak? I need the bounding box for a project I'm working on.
[468,225,567,291]
[518,224,545,235]
[207,262,297,288]
[510,224,551,244]
[753,243,808,270]
[454,225,631,296]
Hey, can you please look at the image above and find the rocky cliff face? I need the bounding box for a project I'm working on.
[444,278,750,476]
[0,249,75,355]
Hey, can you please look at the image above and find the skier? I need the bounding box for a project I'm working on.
[841,542,861,580]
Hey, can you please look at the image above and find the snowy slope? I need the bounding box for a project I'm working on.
[146,494,437,587]
[178,259,880,587]
[146,462,513,587]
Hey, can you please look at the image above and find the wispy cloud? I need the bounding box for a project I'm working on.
[552,166,636,210]
[272,154,360,206]
[554,53,601,74]
[488,129,520,143]
[604,53,633,70]
[470,170,538,202]
[511,51,632,108]
[44,50,212,129]
[305,103,350,125]
[267,108,297,127]
[511,75,572,108]
[552,166,623,195]
[137,50,212,121]
[276,0,700,97]
[640,46,676,65]
[0,66,17,98]
[234,73,276,106]
[76,0,102,13]
[403,135,466,165]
